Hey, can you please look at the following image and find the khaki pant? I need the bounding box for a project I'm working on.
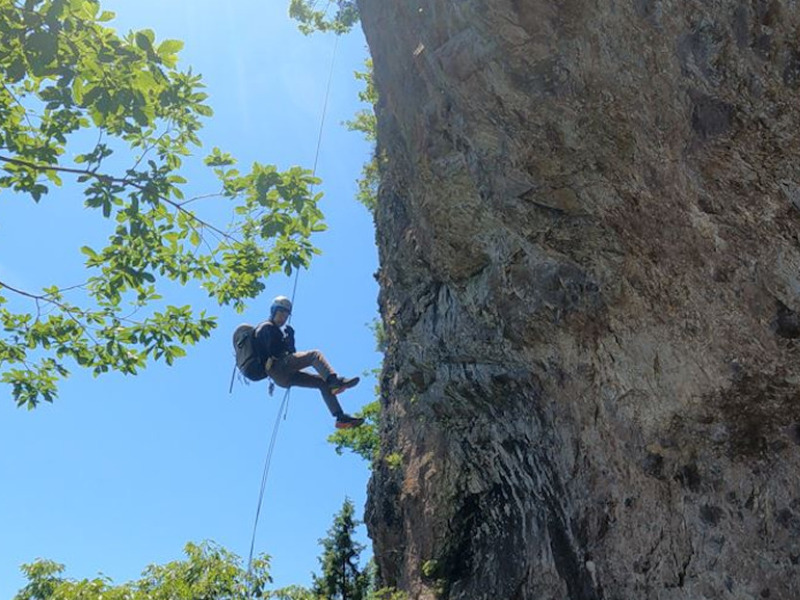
[266,350,343,417]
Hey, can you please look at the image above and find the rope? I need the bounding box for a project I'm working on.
[246,387,291,573]
[245,32,340,578]
[280,271,301,423]
[311,34,340,177]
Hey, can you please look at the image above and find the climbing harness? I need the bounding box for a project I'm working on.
[245,32,340,578]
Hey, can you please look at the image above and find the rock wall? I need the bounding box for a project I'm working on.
[358,1,800,598]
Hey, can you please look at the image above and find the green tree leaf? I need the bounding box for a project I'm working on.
[135,29,155,52]
[157,39,184,56]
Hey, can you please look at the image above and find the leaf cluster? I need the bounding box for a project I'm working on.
[344,60,380,214]
[327,397,380,463]
[14,541,272,600]
[288,0,359,35]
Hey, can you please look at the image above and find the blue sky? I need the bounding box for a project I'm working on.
[0,0,378,595]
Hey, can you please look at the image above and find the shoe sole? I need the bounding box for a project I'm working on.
[330,379,360,395]
[335,420,364,429]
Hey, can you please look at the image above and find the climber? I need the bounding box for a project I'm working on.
[255,295,364,429]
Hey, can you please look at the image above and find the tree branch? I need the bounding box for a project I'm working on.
[0,154,238,243]
[1,83,35,130]
[0,279,98,344]
[178,192,226,206]
[0,279,47,301]
[128,125,171,174]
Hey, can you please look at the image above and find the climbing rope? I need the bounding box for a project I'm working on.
[311,34,340,177]
[247,385,290,573]
[245,32,340,577]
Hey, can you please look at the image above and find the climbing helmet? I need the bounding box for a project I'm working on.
[270,295,293,317]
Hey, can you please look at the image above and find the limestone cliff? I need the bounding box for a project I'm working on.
[358,1,800,598]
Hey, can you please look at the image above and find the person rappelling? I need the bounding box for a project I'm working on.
[233,296,364,429]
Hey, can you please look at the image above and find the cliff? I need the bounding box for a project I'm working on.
[358,1,800,598]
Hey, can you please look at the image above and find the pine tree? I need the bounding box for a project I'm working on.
[311,498,369,600]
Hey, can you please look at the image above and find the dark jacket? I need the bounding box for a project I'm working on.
[254,321,295,362]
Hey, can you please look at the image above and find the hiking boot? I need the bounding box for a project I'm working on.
[327,375,360,395]
[335,414,365,429]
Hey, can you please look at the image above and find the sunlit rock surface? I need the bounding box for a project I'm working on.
[359,1,800,598]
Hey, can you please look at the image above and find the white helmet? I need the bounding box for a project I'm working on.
[270,295,292,318]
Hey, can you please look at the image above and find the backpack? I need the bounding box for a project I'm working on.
[233,323,268,381]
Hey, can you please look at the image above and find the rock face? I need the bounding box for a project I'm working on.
[358,1,800,598]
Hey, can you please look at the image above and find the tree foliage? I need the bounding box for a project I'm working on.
[0,0,326,408]
[344,60,379,214]
[328,397,380,462]
[14,542,272,599]
[13,540,406,600]
[288,0,359,35]
[269,584,318,600]
[311,498,370,600]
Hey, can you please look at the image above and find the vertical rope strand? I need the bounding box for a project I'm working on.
[247,389,290,573]
[246,32,340,581]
